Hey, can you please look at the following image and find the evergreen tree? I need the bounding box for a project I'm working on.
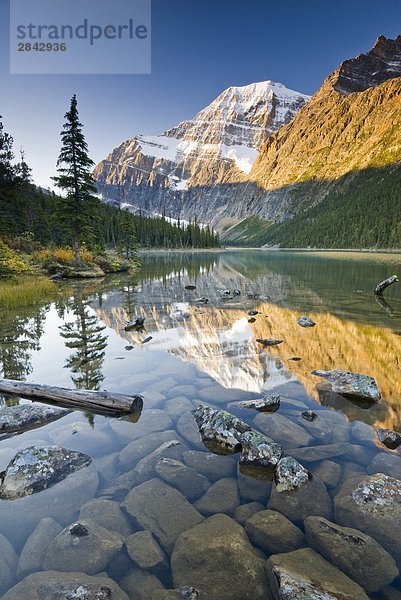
[119,208,137,259]
[0,116,15,184]
[53,95,100,260]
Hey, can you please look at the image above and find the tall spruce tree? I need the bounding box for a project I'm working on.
[53,95,100,260]
[119,208,137,259]
[0,115,14,184]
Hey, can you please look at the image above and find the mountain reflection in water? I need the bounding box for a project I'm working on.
[90,250,401,432]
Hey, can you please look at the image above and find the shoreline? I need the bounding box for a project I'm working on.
[138,246,401,255]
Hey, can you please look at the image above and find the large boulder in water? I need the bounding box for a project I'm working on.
[43,520,124,575]
[0,445,92,499]
[311,369,381,403]
[2,570,129,599]
[123,478,204,554]
[334,473,401,569]
[266,547,369,599]
[304,515,398,592]
[171,514,269,600]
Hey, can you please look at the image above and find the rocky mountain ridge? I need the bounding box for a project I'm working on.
[92,81,310,217]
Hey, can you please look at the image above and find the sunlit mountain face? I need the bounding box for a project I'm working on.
[90,251,401,431]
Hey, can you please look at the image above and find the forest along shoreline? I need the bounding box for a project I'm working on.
[0,95,220,281]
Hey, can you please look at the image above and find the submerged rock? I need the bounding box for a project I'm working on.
[256,338,283,347]
[245,509,305,555]
[274,456,310,492]
[192,405,251,453]
[0,533,18,596]
[234,502,264,525]
[305,515,398,592]
[0,404,67,434]
[0,445,92,499]
[17,518,62,578]
[266,547,369,600]
[368,452,401,480]
[43,520,124,574]
[182,450,236,482]
[123,478,203,553]
[297,316,316,328]
[195,477,240,516]
[335,473,401,567]
[239,394,280,412]
[254,413,313,448]
[79,498,132,536]
[310,460,341,489]
[375,427,401,450]
[155,458,210,501]
[120,568,165,599]
[171,514,268,600]
[289,442,352,463]
[311,369,381,402]
[2,571,129,600]
[269,472,333,523]
[126,531,167,571]
[239,431,283,473]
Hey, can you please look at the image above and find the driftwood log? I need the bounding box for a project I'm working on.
[374,275,399,296]
[0,379,143,417]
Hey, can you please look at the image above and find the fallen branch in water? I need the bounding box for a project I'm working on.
[374,275,399,296]
[0,379,143,417]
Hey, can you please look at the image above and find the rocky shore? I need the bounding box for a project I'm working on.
[0,362,400,599]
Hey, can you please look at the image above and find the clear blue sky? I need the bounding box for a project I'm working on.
[1,0,400,188]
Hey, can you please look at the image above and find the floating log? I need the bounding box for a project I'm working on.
[0,379,143,417]
[374,275,399,296]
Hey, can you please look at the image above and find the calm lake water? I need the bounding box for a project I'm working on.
[1,250,401,598]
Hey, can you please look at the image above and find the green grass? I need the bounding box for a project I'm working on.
[0,277,61,311]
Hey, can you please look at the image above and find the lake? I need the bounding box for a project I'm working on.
[1,249,401,599]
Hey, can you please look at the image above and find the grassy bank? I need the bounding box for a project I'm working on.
[0,277,63,311]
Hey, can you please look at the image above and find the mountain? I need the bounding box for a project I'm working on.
[92,81,309,219]
[94,35,401,249]
[222,35,401,247]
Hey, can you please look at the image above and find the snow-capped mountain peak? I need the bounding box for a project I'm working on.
[93,78,309,208]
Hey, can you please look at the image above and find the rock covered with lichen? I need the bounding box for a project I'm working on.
[192,405,251,452]
[274,456,310,492]
[375,427,401,450]
[239,431,283,472]
[2,570,129,599]
[311,369,381,402]
[239,394,280,412]
[0,445,92,499]
[335,473,401,568]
